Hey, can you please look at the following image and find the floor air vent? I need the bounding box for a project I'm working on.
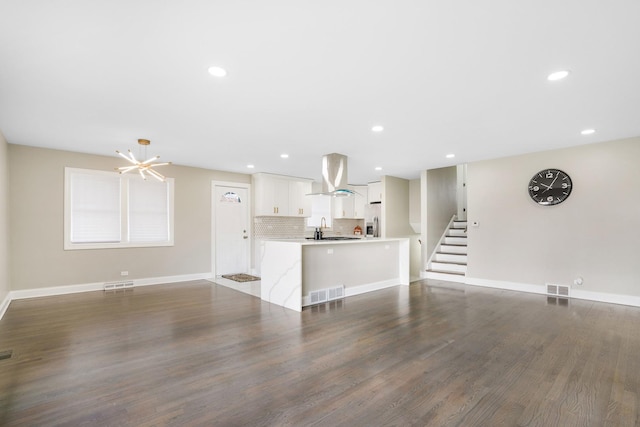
[546,283,570,297]
[309,285,344,305]
[104,281,134,291]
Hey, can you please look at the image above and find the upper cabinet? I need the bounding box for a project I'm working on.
[333,185,366,219]
[288,180,312,217]
[368,181,382,204]
[253,173,312,217]
[352,185,366,218]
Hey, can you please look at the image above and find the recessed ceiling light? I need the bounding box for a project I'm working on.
[375,166,382,171]
[208,66,227,77]
[446,153,455,159]
[247,164,255,169]
[581,128,596,135]
[371,125,384,132]
[547,70,570,81]
[280,153,289,159]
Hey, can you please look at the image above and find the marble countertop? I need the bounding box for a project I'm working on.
[264,237,408,245]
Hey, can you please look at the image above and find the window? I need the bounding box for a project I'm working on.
[64,168,174,249]
[306,195,332,229]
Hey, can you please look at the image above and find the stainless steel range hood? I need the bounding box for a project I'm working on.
[308,153,359,197]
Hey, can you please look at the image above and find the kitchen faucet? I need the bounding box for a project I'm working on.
[320,217,327,229]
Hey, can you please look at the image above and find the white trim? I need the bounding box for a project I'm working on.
[571,288,640,308]
[7,273,212,302]
[464,277,545,295]
[301,278,400,307]
[64,167,175,250]
[0,292,11,320]
[345,278,401,297]
[464,276,640,308]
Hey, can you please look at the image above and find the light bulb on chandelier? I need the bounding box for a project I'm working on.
[115,139,171,181]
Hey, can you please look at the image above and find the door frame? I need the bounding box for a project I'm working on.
[211,180,252,278]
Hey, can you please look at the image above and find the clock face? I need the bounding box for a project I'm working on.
[528,169,572,206]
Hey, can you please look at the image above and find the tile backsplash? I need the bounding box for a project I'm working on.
[254,217,365,239]
[254,217,306,238]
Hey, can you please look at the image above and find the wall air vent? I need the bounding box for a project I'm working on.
[546,283,570,297]
[309,285,344,306]
[104,281,134,291]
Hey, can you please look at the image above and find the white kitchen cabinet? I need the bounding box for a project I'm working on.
[288,180,312,217]
[253,173,312,217]
[352,185,367,218]
[368,181,382,204]
[333,185,366,219]
[254,174,289,216]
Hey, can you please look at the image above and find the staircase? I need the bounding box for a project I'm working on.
[425,219,467,282]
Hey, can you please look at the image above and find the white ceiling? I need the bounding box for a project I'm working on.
[1,1,639,184]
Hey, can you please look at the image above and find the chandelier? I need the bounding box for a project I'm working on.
[115,139,171,181]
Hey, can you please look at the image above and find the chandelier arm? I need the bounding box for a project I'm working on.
[138,169,147,180]
[141,155,161,165]
[128,150,138,163]
[147,168,166,182]
[150,162,171,167]
[117,151,138,165]
[116,165,139,173]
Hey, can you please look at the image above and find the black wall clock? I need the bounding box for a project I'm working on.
[528,169,572,206]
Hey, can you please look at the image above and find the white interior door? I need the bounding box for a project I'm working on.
[214,184,250,276]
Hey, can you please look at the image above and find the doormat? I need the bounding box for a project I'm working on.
[221,273,261,283]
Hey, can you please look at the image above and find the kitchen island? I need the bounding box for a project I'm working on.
[261,238,409,311]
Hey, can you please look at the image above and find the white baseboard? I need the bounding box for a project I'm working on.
[345,278,407,298]
[0,291,11,320]
[0,273,214,320]
[301,278,403,307]
[464,277,545,295]
[571,288,640,308]
[464,276,640,308]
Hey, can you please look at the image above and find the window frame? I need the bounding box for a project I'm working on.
[64,167,175,250]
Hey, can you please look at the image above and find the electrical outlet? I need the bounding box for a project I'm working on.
[121,271,129,276]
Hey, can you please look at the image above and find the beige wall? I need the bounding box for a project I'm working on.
[466,137,640,296]
[0,132,9,304]
[425,166,457,258]
[382,175,421,279]
[9,144,250,291]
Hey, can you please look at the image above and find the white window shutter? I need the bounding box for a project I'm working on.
[128,178,169,242]
[70,171,121,243]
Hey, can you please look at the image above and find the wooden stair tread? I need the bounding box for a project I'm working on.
[432,261,468,266]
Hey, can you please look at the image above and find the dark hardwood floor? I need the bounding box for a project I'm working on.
[1,279,639,426]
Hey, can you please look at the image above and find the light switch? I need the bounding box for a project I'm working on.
[327,248,334,255]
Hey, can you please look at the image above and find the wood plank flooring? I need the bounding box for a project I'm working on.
[1,279,640,426]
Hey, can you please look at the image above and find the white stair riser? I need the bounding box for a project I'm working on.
[440,244,467,254]
[424,271,465,283]
[447,229,466,237]
[452,221,467,229]
[431,262,467,273]
[444,236,467,245]
[434,253,467,263]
